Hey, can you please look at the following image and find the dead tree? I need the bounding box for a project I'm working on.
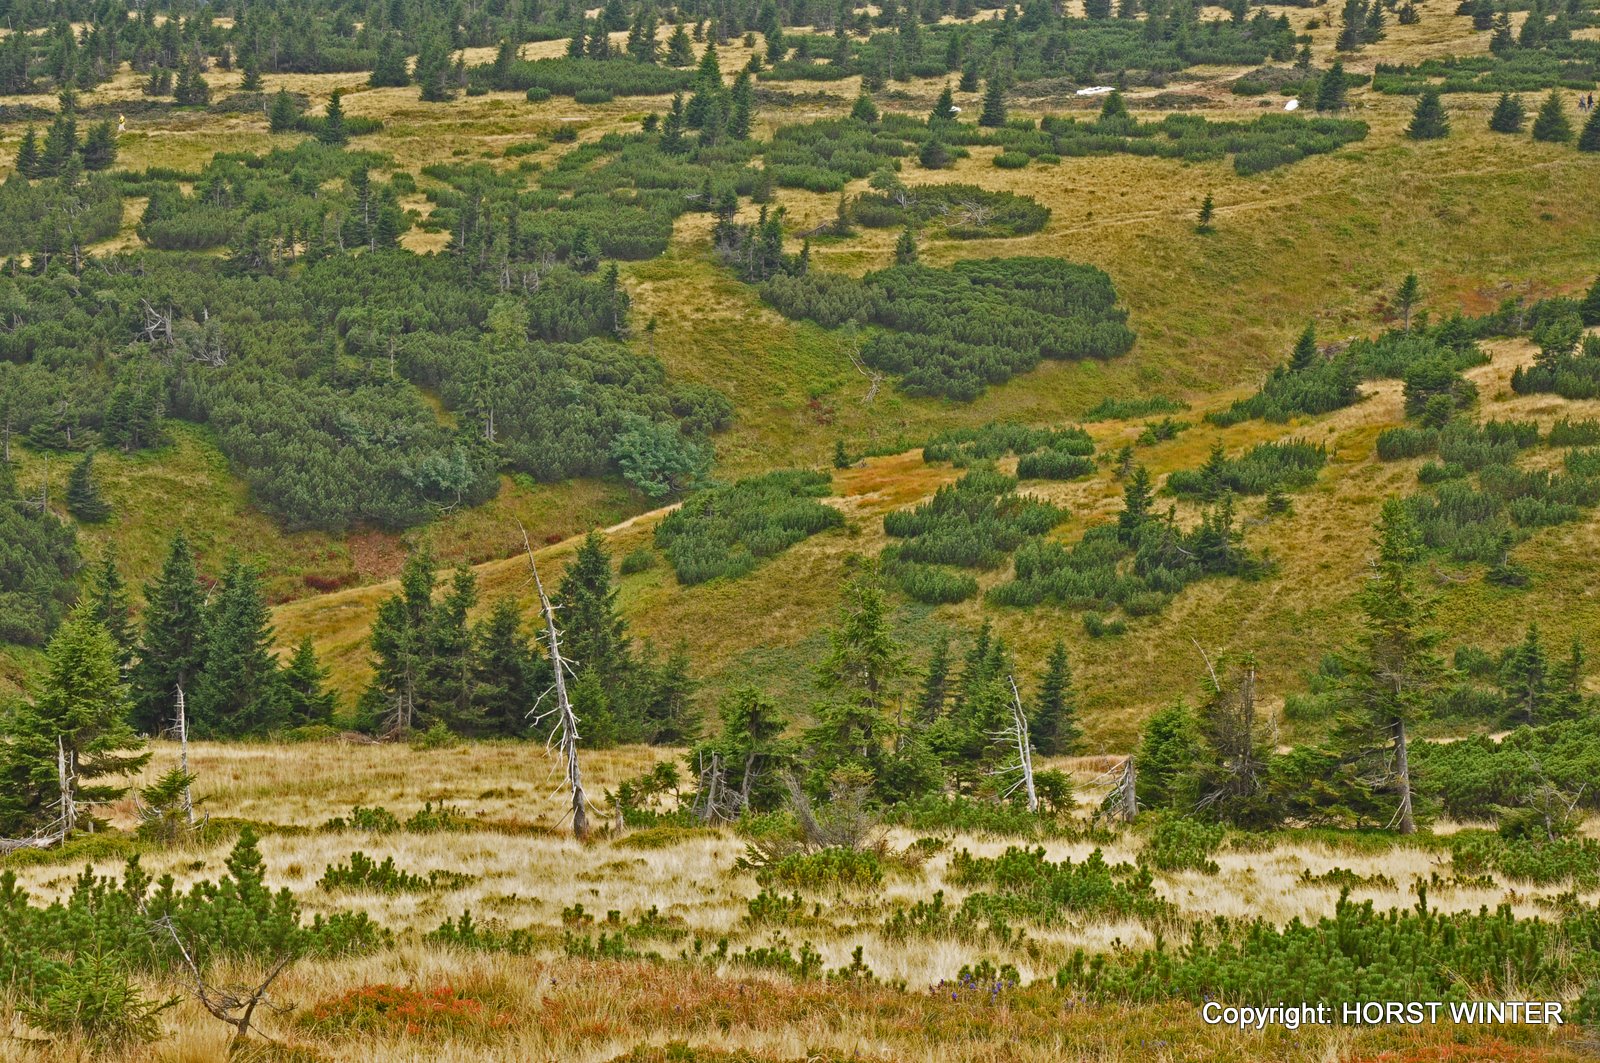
[692,750,744,824]
[988,674,1039,812]
[154,916,293,1052]
[1096,755,1138,825]
[519,522,589,840]
[0,737,77,855]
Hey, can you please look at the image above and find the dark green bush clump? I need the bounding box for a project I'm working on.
[654,470,843,585]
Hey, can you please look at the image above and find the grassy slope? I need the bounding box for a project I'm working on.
[4,0,1600,735]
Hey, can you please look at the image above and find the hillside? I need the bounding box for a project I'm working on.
[4,0,1600,1057]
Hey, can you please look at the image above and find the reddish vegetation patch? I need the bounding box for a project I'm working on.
[346,528,408,582]
[1346,1039,1568,1063]
[302,571,358,593]
[304,983,513,1040]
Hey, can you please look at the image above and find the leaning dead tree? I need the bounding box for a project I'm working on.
[519,522,590,840]
[153,916,293,1051]
[1090,755,1138,826]
[988,675,1040,812]
[0,737,77,855]
[691,750,745,825]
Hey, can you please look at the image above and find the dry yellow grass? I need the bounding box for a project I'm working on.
[4,739,1592,1062]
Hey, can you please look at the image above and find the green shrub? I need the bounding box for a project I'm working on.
[654,470,843,585]
[883,467,1066,569]
[1085,396,1186,420]
[619,547,657,574]
[574,88,615,104]
[755,849,886,893]
[1140,816,1225,874]
[318,851,475,893]
[993,150,1030,168]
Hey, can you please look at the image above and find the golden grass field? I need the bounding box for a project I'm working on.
[2,740,1595,1062]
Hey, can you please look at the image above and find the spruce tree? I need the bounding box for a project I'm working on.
[1405,88,1448,139]
[917,637,950,726]
[1395,272,1421,330]
[129,533,207,734]
[1579,103,1600,152]
[929,82,955,124]
[318,92,348,145]
[470,598,541,737]
[728,71,753,139]
[1315,61,1348,112]
[65,449,111,523]
[79,121,117,170]
[1499,624,1550,725]
[1581,274,1600,326]
[0,609,149,836]
[191,558,281,736]
[370,35,410,87]
[851,89,879,122]
[569,19,589,57]
[422,565,478,733]
[1031,639,1081,755]
[1195,657,1276,827]
[959,56,979,92]
[1196,192,1214,233]
[556,532,632,687]
[240,57,263,91]
[363,548,436,735]
[14,126,40,178]
[978,73,1007,126]
[1289,321,1319,371]
[666,23,695,65]
[894,226,917,265]
[1133,703,1200,810]
[1334,499,1442,834]
[642,643,698,744]
[1489,93,1525,133]
[87,548,135,674]
[1531,89,1572,143]
[1489,8,1514,53]
[268,88,298,133]
[280,636,337,727]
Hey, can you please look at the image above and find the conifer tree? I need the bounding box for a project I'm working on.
[1581,274,1600,326]
[469,598,542,737]
[978,73,1007,126]
[65,449,111,523]
[959,56,979,92]
[1499,624,1551,726]
[1195,656,1276,826]
[1030,639,1081,755]
[728,71,753,139]
[318,92,348,145]
[917,637,950,725]
[191,558,281,736]
[79,120,117,170]
[1133,702,1200,810]
[666,23,695,65]
[0,609,149,836]
[1395,272,1421,330]
[1405,88,1449,139]
[422,565,478,732]
[930,82,955,124]
[1484,91,1523,132]
[1118,465,1155,540]
[1315,60,1348,112]
[569,20,589,57]
[1289,321,1319,371]
[240,56,263,91]
[370,35,410,87]
[1579,103,1600,152]
[280,636,337,727]
[1489,8,1514,53]
[1334,499,1442,834]
[13,126,40,178]
[556,532,632,687]
[268,88,298,132]
[1531,89,1572,143]
[641,643,698,744]
[363,548,436,735]
[894,226,917,265]
[87,547,135,674]
[129,533,207,734]
[1196,192,1214,233]
[851,89,879,122]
